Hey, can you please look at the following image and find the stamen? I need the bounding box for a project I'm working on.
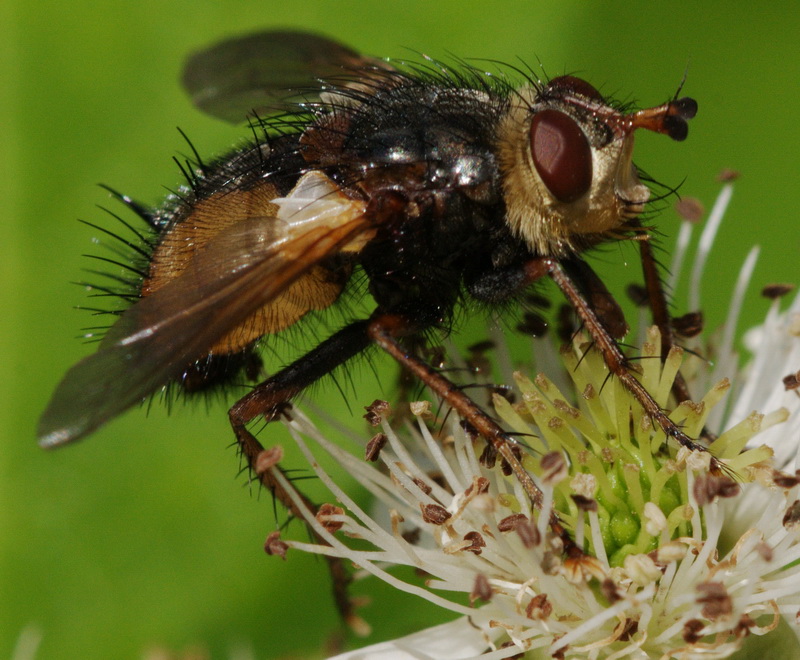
[689,184,734,314]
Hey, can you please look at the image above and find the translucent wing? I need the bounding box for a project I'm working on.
[182,30,393,123]
[38,178,370,447]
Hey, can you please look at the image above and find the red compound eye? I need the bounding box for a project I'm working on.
[546,75,605,103]
[530,109,592,203]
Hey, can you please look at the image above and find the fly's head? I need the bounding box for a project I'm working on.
[498,75,696,256]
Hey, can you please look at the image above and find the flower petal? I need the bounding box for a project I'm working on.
[326,617,503,660]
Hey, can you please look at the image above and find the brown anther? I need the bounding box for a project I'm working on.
[692,473,740,506]
[463,531,486,555]
[500,444,522,477]
[762,283,796,300]
[651,541,689,565]
[421,503,451,525]
[617,618,638,642]
[756,542,773,562]
[571,494,598,512]
[479,442,498,469]
[601,578,622,603]
[773,469,800,489]
[682,400,704,415]
[526,593,552,620]
[674,197,705,222]
[516,519,541,548]
[557,303,578,343]
[364,432,388,462]
[264,531,288,559]
[716,168,740,182]
[465,353,492,376]
[401,527,421,545]
[317,503,345,534]
[783,500,800,528]
[626,283,649,307]
[783,372,800,392]
[465,477,490,497]
[540,451,568,486]
[734,613,756,638]
[363,399,391,426]
[551,638,567,660]
[696,582,733,620]
[412,477,432,496]
[533,373,551,392]
[516,311,549,337]
[671,311,704,338]
[682,619,705,643]
[498,513,529,533]
[467,339,495,354]
[470,573,493,604]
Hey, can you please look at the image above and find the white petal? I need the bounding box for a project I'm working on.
[326,618,502,660]
[732,291,800,467]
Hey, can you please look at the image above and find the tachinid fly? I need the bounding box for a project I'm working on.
[38,31,711,531]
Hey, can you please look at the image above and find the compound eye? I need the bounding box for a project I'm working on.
[546,75,605,103]
[530,109,592,203]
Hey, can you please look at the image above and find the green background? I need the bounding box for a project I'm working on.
[4,1,799,658]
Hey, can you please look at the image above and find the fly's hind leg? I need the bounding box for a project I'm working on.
[229,319,372,465]
[228,320,371,626]
[637,238,720,443]
[638,236,697,407]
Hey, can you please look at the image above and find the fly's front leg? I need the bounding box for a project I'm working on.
[527,257,723,473]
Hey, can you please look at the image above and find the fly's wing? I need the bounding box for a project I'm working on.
[38,174,370,447]
[182,30,395,123]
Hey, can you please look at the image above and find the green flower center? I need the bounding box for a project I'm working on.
[493,328,773,566]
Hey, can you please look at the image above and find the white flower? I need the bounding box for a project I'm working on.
[262,184,800,659]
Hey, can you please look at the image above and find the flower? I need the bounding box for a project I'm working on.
[262,185,800,659]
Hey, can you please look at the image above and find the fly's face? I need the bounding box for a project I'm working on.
[498,75,696,256]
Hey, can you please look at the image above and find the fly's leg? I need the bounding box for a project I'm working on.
[526,257,724,473]
[228,320,371,625]
[638,237,697,406]
[366,312,580,557]
[638,238,719,442]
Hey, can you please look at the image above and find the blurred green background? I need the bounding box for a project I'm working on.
[3,1,799,658]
